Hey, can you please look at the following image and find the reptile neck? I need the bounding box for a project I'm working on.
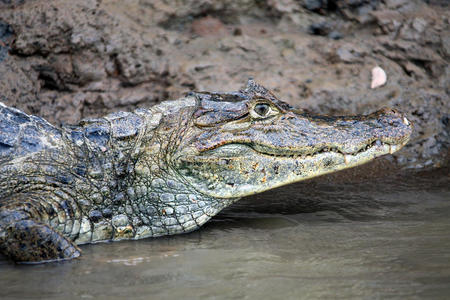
[65,105,239,244]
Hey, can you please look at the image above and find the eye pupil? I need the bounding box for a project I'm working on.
[254,103,270,117]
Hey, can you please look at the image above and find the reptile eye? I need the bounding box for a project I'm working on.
[253,103,270,117]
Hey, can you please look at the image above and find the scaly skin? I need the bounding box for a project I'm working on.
[0,80,412,263]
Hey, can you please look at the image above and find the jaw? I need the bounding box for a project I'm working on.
[176,139,409,199]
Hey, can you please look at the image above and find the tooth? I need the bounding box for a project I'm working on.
[403,117,409,125]
[389,145,398,154]
[344,154,351,165]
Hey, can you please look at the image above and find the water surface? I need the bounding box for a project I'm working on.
[1,168,449,299]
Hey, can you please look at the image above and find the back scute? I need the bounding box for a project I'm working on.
[0,103,62,158]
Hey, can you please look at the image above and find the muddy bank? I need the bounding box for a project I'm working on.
[0,0,448,169]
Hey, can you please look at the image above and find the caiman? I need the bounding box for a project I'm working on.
[0,80,412,263]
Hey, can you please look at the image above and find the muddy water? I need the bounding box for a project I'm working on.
[0,168,449,299]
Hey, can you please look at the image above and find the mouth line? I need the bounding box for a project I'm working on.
[197,138,408,163]
[248,139,403,159]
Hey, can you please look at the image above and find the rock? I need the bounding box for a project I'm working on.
[370,66,387,89]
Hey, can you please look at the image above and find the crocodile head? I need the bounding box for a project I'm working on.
[172,80,412,199]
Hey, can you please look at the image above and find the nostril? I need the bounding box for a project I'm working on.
[378,107,402,117]
[373,108,410,128]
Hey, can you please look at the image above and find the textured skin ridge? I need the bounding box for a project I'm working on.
[0,102,62,159]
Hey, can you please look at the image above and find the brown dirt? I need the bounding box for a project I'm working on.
[0,0,448,170]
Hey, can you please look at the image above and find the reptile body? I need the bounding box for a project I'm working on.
[0,80,412,263]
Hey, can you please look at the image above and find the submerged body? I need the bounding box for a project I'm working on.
[0,80,412,263]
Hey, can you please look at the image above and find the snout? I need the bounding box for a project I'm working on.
[372,107,411,127]
[291,107,414,155]
[367,107,413,145]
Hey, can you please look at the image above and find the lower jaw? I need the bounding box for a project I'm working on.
[193,143,401,198]
[233,144,396,195]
